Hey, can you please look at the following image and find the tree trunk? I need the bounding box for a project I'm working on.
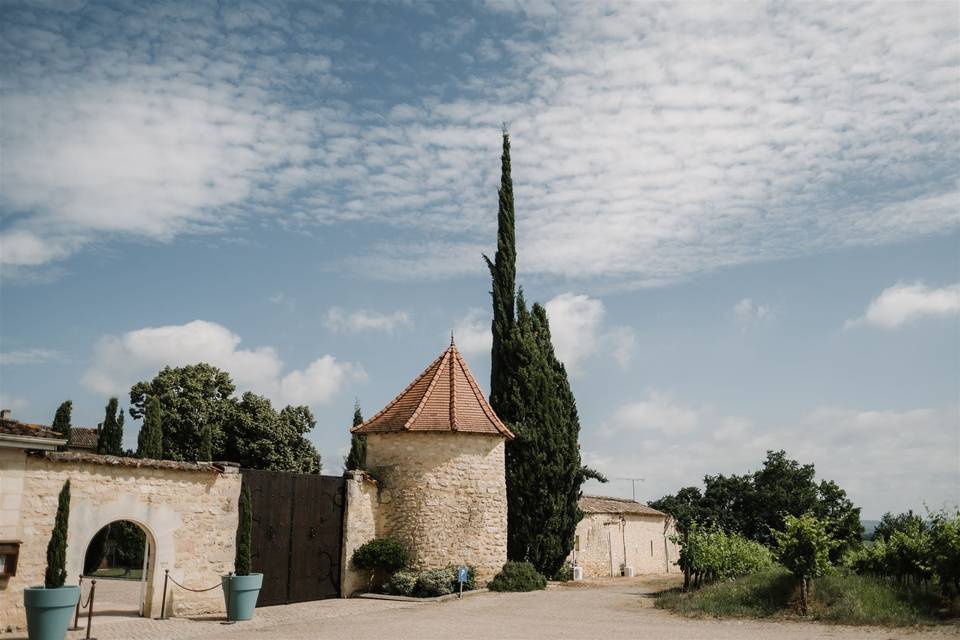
[683,566,690,591]
[799,576,808,614]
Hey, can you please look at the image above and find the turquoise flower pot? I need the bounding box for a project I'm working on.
[23,585,80,640]
[221,573,263,621]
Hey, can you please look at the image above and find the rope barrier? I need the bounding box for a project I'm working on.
[158,568,229,620]
[167,574,223,593]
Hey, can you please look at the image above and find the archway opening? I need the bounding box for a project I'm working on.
[82,520,155,618]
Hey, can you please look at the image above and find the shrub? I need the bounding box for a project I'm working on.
[386,570,417,596]
[772,512,836,613]
[45,480,70,588]
[552,562,574,582]
[351,538,410,573]
[415,568,455,597]
[677,523,775,589]
[235,487,252,576]
[444,564,477,591]
[487,561,546,592]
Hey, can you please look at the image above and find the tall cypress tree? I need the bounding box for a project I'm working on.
[137,396,164,459]
[51,400,72,438]
[198,423,213,462]
[344,399,366,471]
[97,398,124,456]
[485,132,605,577]
[45,480,70,588]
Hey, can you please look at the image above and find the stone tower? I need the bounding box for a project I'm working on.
[351,339,514,581]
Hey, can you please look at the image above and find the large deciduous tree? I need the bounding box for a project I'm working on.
[344,399,366,471]
[484,131,602,578]
[51,400,72,438]
[97,397,124,456]
[220,392,322,473]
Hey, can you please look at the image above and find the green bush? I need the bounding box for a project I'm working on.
[415,567,455,597]
[386,570,417,596]
[351,538,410,573]
[678,523,775,588]
[487,561,546,592]
[552,562,574,582]
[444,564,476,591]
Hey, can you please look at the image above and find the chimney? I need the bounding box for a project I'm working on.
[0,409,10,420]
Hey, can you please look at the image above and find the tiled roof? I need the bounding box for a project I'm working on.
[352,340,514,439]
[28,451,237,474]
[0,417,64,440]
[580,495,668,517]
[69,427,99,449]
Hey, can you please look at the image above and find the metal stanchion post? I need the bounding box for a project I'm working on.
[70,575,84,631]
[85,579,97,640]
[159,569,169,620]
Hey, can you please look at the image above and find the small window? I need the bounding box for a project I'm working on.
[650,540,654,556]
[575,535,581,552]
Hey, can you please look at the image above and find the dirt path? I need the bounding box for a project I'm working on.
[7,575,957,639]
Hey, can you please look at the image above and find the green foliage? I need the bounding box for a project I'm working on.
[129,364,235,462]
[84,522,146,574]
[874,510,927,542]
[136,396,163,459]
[445,563,476,591]
[351,538,410,573]
[97,398,124,456]
[45,480,70,588]
[52,400,72,438]
[651,451,862,561]
[414,567,455,597]
[487,561,547,592]
[344,400,366,471]
[676,523,775,587]
[657,568,946,626]
[552,561,574,582]
[235,488,252,576]
[386,570,417,596]
[220,393,322,472]
[773,513,836,580]
[198,423,213,462]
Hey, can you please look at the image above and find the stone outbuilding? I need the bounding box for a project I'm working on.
[341,340,513,593]
[570,495,680,577]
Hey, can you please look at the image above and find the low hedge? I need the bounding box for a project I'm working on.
[351,538,410,573]
[487,561,546,592]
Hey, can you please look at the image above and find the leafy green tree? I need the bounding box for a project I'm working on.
[129,364,235,462]
[482,133,602,577]
[45,480,70,588]
[235,488,252,576]
[772,512,836,614]
[345,400,366,471]
[221,392,321,473]
[97,398,124,456]
[51,400,72,438]
[873,510,927,542]
[928,510,960,596]
[199,423,213,462]
[136,396,164,459]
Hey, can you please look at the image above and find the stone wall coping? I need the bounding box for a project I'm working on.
[27,450,239,474]
[343,469,379,485]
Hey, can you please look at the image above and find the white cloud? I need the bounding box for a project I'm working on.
[323,308,412,334]
[452,308,492,356]
[81,320,365,407]
[846,282,960,329]
[0,348,62,365]
[584,393,959,517]
[544,292,635,373]
[0,393,28,414]
[733,298,772,327]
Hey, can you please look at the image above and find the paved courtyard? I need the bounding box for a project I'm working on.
[8,575,958,640]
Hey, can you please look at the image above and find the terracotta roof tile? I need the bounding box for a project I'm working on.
[580,495,667,517]
[69,427,99,449]
[0,418,63,440]
[352,341,514,439]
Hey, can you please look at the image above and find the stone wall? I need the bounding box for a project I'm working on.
[571,512,680,577]
[0,450,241,631]
[363,432,507,583]
[339,470,384,597]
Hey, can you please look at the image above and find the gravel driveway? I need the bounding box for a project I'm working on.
[8,575,957,639]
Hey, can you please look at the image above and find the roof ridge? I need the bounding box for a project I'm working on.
[449,345,458,430]
[451,348,514,439]
[403,348,450,430]
[351,349,446,433]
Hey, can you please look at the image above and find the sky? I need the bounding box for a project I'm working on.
[1,0,958,520]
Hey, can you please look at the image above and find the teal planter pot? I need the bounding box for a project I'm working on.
[221,573,263,621]
[23,585,80,640]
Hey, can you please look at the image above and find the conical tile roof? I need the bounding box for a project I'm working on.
[351,339,514,439]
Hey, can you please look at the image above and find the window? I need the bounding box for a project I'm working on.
[650,540,654,556]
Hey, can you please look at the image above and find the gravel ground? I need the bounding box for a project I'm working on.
[6,575,958,639]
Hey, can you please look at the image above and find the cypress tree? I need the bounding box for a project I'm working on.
[344,399,366,471]
[235,487,252,576]
[199,423,213,462]
[51,400,72,438]
[97,398,123,456]
[137,396,164,459]
[45,480,70,588]
[485,133,605,577]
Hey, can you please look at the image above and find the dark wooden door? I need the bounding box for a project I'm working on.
[242,470,345,606]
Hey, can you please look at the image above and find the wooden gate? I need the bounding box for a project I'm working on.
[241,470,345,606]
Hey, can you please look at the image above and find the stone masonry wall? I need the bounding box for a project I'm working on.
[339,470,384,597]
[0,451,241,630]
[571,512,680,577]
[364,432,507,583]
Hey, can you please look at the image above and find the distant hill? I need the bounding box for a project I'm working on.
[861,519,880,539]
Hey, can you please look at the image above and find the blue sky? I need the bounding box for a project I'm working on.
[1,0,957,519]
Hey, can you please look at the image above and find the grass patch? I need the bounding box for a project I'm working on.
[656,568,952,627]
[89,568,143,580]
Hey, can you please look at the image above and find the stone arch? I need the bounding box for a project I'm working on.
[66,493,182,618]
[80,518,155,616]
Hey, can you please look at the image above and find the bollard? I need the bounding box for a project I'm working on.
[85,579,97,640]
[70,575,84,631]
[160,569,170,620]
